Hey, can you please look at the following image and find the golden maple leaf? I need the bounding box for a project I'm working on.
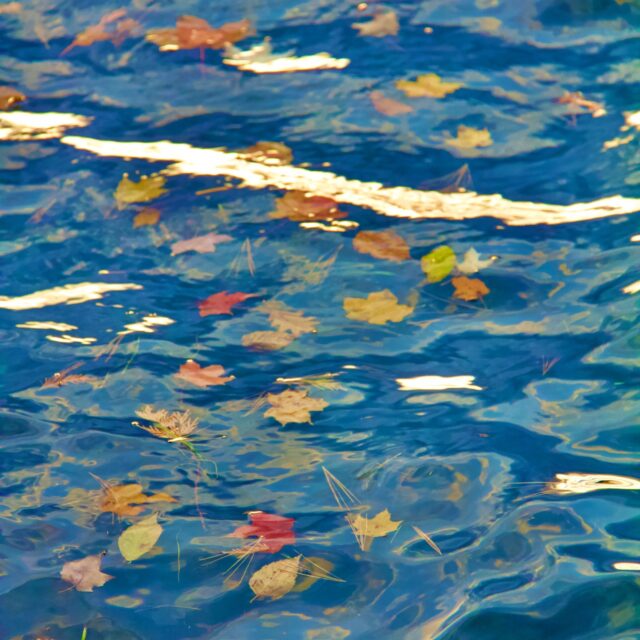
[343,289,413,325]
[115,173,167,210]
[445,125,493,150]
[264,389,328,426]
[395,73,461,99]
[348,509,402,551]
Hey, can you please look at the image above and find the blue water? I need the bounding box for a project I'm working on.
[2,1,640,638]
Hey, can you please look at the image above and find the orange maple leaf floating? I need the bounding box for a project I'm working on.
[451,275,490,301]
[229,511,295,553]
[175,360,235,387]
[271,191,347,222]
[198,291,258,316]
[62,9,140,55]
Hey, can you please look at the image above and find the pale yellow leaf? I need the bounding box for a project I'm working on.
[396,73,461,99]
[249,555,301,600]
[343,289,413,325]
[118,513,163,562]
[115,174,167,210]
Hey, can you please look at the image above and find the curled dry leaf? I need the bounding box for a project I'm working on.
[175,360,235,387]
[135,405,199,441]
[61,552,113,592]
[451,275,489,301]
[445,125,493,150]
[118,513,163,562]
[348,509,401,551]
[238,141,293,165]
[229,511,295,553]
[421,245,456,283]
[264,388,328,426]
[258,300,318,337]
[353,11,399,37]
[343,289,413,325]
[0,86,26,111]
[242,330,296,351]
[249,555,301,600]
[133,207,160,228]
[271,191,348,222]
[171,232,232,255]
[62,9,140,54]
[115,174,167,210]
[370,91,413,117]
[396,73,461,99]
[99,483,177,517]
[353,230,410,262]
[198,291,257,316]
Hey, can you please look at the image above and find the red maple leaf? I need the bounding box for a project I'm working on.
[228,511,295,553]
[198,291,257,317]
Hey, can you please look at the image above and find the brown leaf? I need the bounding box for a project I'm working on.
[370,91,413,116]
[99,483,177,517]
[175,360,235,387]
[249,556,301,600]
[271,191,347,222]
[353,11,399,37]
[242,330,296,351]
[133,207,160,228]
[61,552,113,592]
[264,389,328,425]
[239,141,293,165]
[0,86,25,111]
[395,73,461,99]
[451,275,489,301]
[353,230,410,262]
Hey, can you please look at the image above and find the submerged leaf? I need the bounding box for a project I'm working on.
[242,330,295,351]
[198,291,257,316]
[370,90,413,116]
[348,509,401,551]
[445,125,493,150]
[353,230,410,262]
[343,289,413,325]
[451,275,489,301]
[0,86,25,111]
[353,11,399,37]
[175,360,235,387]
[396,73,461,99]
[249,556,301,600]
[258,300,318,337]
[229,511,295,553]
[99,483,176,517]
[271,191,347,222]
[264,389,328,425]
[115,174,167,210]
[133,207,160,228]
[118,513,163,562]
[61,552,113,592]
[421,246,456,282]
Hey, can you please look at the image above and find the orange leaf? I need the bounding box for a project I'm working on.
[99,483,177,517]
[175,360,235,387]
[0,86,25,111]
[370,91,413,117]
[271,191,347,222]
[353,230,410,262]
[133,207,160,228]
[451,276,489,301]
[198,291,258,316]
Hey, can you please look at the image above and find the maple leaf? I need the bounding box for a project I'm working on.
[242,330,296,351]
[348,509,401,551]
[0,86,25,111]
[352,10,399,37]
[396,73,461,99]
[445,125,493,151]
[370,91,413,117]
[271,191,347,222]
[198,291,257,316]
[61,552,113,592]
[451,275,490,301]
[353,230,410,262]
[249,556,301,600]
[135,405,199,441]
[258,300,318,337]
[264,389,328,426]
[238,140,293,165]
[99,483,177,517]
[421,245,456,283]
[229,511,295,553]
[171,232,232,255]
[343,289,413,325]
[115,174,167,210]
[175,360,235,387]
[457,248,496,274]
[133,207,160,228]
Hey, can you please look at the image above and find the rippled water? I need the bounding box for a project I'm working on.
[2,1,640,639]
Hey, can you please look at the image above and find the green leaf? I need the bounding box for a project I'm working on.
[421,246,456,282]
[118,513,162,562]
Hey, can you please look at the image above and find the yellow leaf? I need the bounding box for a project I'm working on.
[445,125,493,150]
[395,73,461,99]
[249,556,301,600]
[264,389,328,425]
[118,513,162,562]
[348,509,401,551]
[115,174,167,210]
[343,289,413,325]
[133,207,160,228]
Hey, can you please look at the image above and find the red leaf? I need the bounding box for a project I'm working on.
[198,291,257,316]
[229,511,295,554]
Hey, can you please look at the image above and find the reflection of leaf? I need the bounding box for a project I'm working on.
[281,250,339,294]
[99,483,176,517]
[133,207,160,228]
[353,11,399,37]
[171,232,232,255]
[198,291,257,316]
[343,289,413,325]
[348,509,401,551]
[271,191,347,222]
[457,248,495,274]
[353,230,410,262]
[229,511,295,553]
[0,86,25,111]
[445,125,493,150]
[396,73,461,99]
[451,275,489,301]
[258,300,318,337]
[242,330,295,351]
[249,556,301,600]
[264,389,328,426]
[175,360,234,387]
[118,513,163,562]
[369,91,413,116]
[61,552,113,592]
[421,246,456,283]
[115,174,167,210]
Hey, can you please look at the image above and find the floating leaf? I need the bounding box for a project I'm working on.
[175,360,235,387]
[555,91,606,118]
[238,140,293,165]
[370,90,413,116]
[62,9,140,54]
[264,389,328,426]
[99,483,176,517]
[0,86,25,111]
[271,191,347,222]
[445,125,493,150]
[343,289,413,325]
[198,291,257,316]
[249,556,301,600]
[421,246,456,283]
[61,552,113,592]
[171,232,232,255]
[348,509,401,551]
[229,511,295,553]
[396,73,461,99]
[133,207,160,228]
[115,174,167,210]
[451,275,489,301]
[42,362,98,388]
[135,405,199,441]
[257,300,318,337]
[242,330,295,351]
[457,248,495,274]
[118,513,162,562]
[352,11,399,37]
[353,230,410,262]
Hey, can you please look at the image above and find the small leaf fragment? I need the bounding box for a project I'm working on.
[343,289,413,325]
[353,11,399,37]
[353,230,410,262]
[118,513,163,562]
[249,556,301,600]
[396,73,461,99]
[61,552,113,592]
[421,246,456,283]
[133,207,160,228]
[370,91,413,117]
[451,276,489,301]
